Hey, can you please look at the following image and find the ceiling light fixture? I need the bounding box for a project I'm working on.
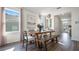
[57,7,61,9]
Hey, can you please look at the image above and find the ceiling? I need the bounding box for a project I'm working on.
[25,7,73,15]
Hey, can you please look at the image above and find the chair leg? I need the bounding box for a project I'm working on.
[40,42,43,50]
[22,40,24,47]
[26,43,28,51]
[44,41,47,51]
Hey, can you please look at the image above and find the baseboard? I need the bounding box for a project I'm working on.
[0,41,20,47]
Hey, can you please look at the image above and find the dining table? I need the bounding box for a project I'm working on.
[29,30,59,50]
[32,30,59,47]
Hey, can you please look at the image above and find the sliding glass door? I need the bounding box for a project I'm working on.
[3,8,20,43]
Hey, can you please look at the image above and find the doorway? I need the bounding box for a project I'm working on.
[54,13,72,39]
[3,8,20,44]
[60,13,71,37]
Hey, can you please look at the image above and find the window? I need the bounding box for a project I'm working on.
[40,16,46,30]
[4,8,20,32]
[46,18,52,29]
[48,18,52,28]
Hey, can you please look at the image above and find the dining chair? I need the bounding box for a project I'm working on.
[22,31,35,51]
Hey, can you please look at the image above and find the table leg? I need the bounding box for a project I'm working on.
[50,32,51,38]
[56,37,58,43]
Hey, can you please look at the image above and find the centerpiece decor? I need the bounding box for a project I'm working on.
[37,24,43,32]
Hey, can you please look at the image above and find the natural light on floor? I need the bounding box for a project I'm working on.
[58,42,65,46]
[5,47,15,51]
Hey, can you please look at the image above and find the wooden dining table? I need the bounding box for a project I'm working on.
[31,30,57,48]
[29,30,59,50]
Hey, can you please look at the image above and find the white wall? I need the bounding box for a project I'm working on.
[54,15,61,34]
[71,8,79,41]
[22,8,39,31]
